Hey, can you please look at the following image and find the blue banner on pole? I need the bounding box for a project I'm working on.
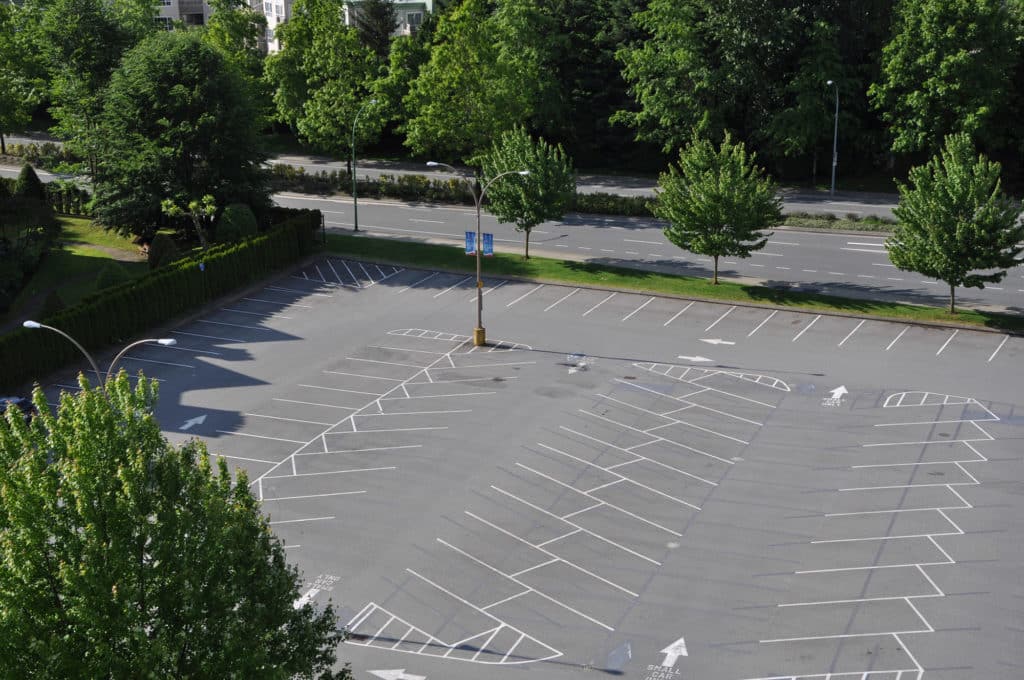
[482,233,494,257]
[465,231,476,255]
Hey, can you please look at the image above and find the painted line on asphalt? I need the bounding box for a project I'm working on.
[988,336,1009,362]
[396,271,438,293]
[582,292,616,317]
[544,288,579,311]
[705,306,736,332]
[886,326,909,350]
[268,516,335,525]
[506,284,544,307]
[748,310,777,337]
[172,330,246,343]
[222,307,293,319]
[622,297,654,321]
[935,330,958,356]
[245,413,333,426]
[434,275,473,298]
[664,301,695,327]
[121,355,194,369]
[791,315,821,342]
[216,430,308,444]
[244,297,313,308]
[273,398,358,410]
[838,320,866,347]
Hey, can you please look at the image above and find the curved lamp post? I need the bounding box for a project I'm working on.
[23,320,176,390]
[351,98,378,233]
[426,162,529,346]
[826,79,839,197]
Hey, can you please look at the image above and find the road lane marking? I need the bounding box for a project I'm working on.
[623,238,661,245]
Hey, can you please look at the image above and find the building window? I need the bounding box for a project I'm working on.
[264,1,272,13]
[154,16,172,29]
[160,0,172,6]
[266,27,275,41]
[406,11,422,28]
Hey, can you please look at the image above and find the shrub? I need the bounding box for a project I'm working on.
[147,233,181,270]
[573,192,656,217]
[14,164,46,202]
[39,290,65,319]
[216,203,258,243]
[95,262,131,291]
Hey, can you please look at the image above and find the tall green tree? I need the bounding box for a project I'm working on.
[403,0,558,160]
[92,29,268,235]
[0,373,348,678]
[869,0,1018,154]
[478,127,576,259]
[352,0,398,60]
[887,133,1024,313]
[0,4,45,155]
[655,133,781,284]
[204,0,269,112]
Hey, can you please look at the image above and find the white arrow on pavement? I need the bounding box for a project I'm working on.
[179,414,207,431]
[829,385,848,399]
[677,355,714,363]
[700,338,735,345]
[368,671,425,680]
[660,637,688,668]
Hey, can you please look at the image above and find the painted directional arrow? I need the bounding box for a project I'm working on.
[660,636,688,667]
[368,671,426,680]
[828,385,849,399]
[700,338,735,345]
[677,355,714,363]
[179,414,207,431]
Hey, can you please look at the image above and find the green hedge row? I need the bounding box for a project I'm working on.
[267,164,658,217]
[0,208,321,391]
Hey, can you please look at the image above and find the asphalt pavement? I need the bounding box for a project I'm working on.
[32,257,1024,680]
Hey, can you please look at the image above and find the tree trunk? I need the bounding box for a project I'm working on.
[811,151,817,186]
[192,215,209,250]
[949,284,955,314]
[524,229,530,259]
[1,133,6,156]
[713,255,719,284]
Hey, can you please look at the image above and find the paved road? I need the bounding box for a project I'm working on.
[275,192,1024,313]
[30,258,1024,679]
[0,132,898,219]
[6,164,1019,312]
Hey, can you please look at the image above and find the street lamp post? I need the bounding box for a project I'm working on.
[23,320,176,390]
[426,162,529,346]
[351,98,378,233]
[826,79,839,197]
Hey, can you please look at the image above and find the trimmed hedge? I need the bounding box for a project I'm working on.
[0,208,321,391]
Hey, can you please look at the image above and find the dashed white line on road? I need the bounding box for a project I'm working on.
[802,269,817,273]
[750,263,765,267]
[857,274,876,279]
[409,218,444,223]
[776,266,791,270]
[828,271,845,276]
[624,239,661,245]
[625,251,640,255]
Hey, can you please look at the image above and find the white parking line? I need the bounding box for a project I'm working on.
[663,301,694,327]
[157,343,221,356]
[265,490,367,502]
[705,306,736,331]
[791,315,821,341]
[434,275,473,298]
[838,320,866,347]
[506,284,544,307]
[467,280,508,301]
[273,398,358,410]
[265,465,396,480]
[121,355,194,369]
[544,288,579,311]
[268,516,335,525]
[935,330,958,356]
[297,444,422,457]
[196,319,269,331]
[622,297,654,321]
[244,297,313,308]
[299,384,383,396]
[397,271,438,293]
[988,335,1009,362]
[222,308,293,319]
[624,238,661,245]
[268,285,332,296]
[886,326,909,350]
[245,413,333,426]
[216,430,308,444]
[324,370,403,381]
[747,310,777,337]
[582,292,616,316]
[172,330,246,343]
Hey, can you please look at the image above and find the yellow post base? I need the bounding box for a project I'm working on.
[473,327,486,346]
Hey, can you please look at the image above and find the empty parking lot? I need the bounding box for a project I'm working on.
[41,256,1024,680]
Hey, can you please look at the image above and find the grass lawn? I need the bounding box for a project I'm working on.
[3,217,148,321]
[326,233,1024,334]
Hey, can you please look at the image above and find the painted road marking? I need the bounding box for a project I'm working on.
[705,306,736,331]
[886,326,909,350]
[936,330,958,356]
[622,297,654,321]
[544,288,579,311]
[396,272,438,293]
[222,308,293,319]
[791,315,821,341]
[172,330,246,343]
[434,275,473,298]
[838,320,866,347]
[663,301,694,327]
[243,297,313,308]
[988,335,1009,362]
[583,292,616,317]
[747,310,777,337]
[506,284,544,307]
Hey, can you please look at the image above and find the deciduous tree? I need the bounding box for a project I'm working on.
[869,0,1018,153]
[887,133,1024,313]
[0,373,348,678]
[478,127,575,259]
[655,133,781,284]
[92,30,268,235]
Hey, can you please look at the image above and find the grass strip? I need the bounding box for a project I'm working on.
[326,233,1024,334]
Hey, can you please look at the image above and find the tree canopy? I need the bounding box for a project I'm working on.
[91,29,268,235]
[478,127,575,259]
[887,133,1024,312]
[655,133,781,284]
[0,373,348,678]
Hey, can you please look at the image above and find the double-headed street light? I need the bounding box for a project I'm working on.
[426,162,529,346]
[23,320,176,390]
[826,79,839,197]
[351,98,378,233]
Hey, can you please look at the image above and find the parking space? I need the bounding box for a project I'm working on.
[36,259,1023,680]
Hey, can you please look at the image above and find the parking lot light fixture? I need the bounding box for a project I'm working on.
[426,162,530,346]
[826,79,839,197]
[351,98,378,233]
[23,320,177,390]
